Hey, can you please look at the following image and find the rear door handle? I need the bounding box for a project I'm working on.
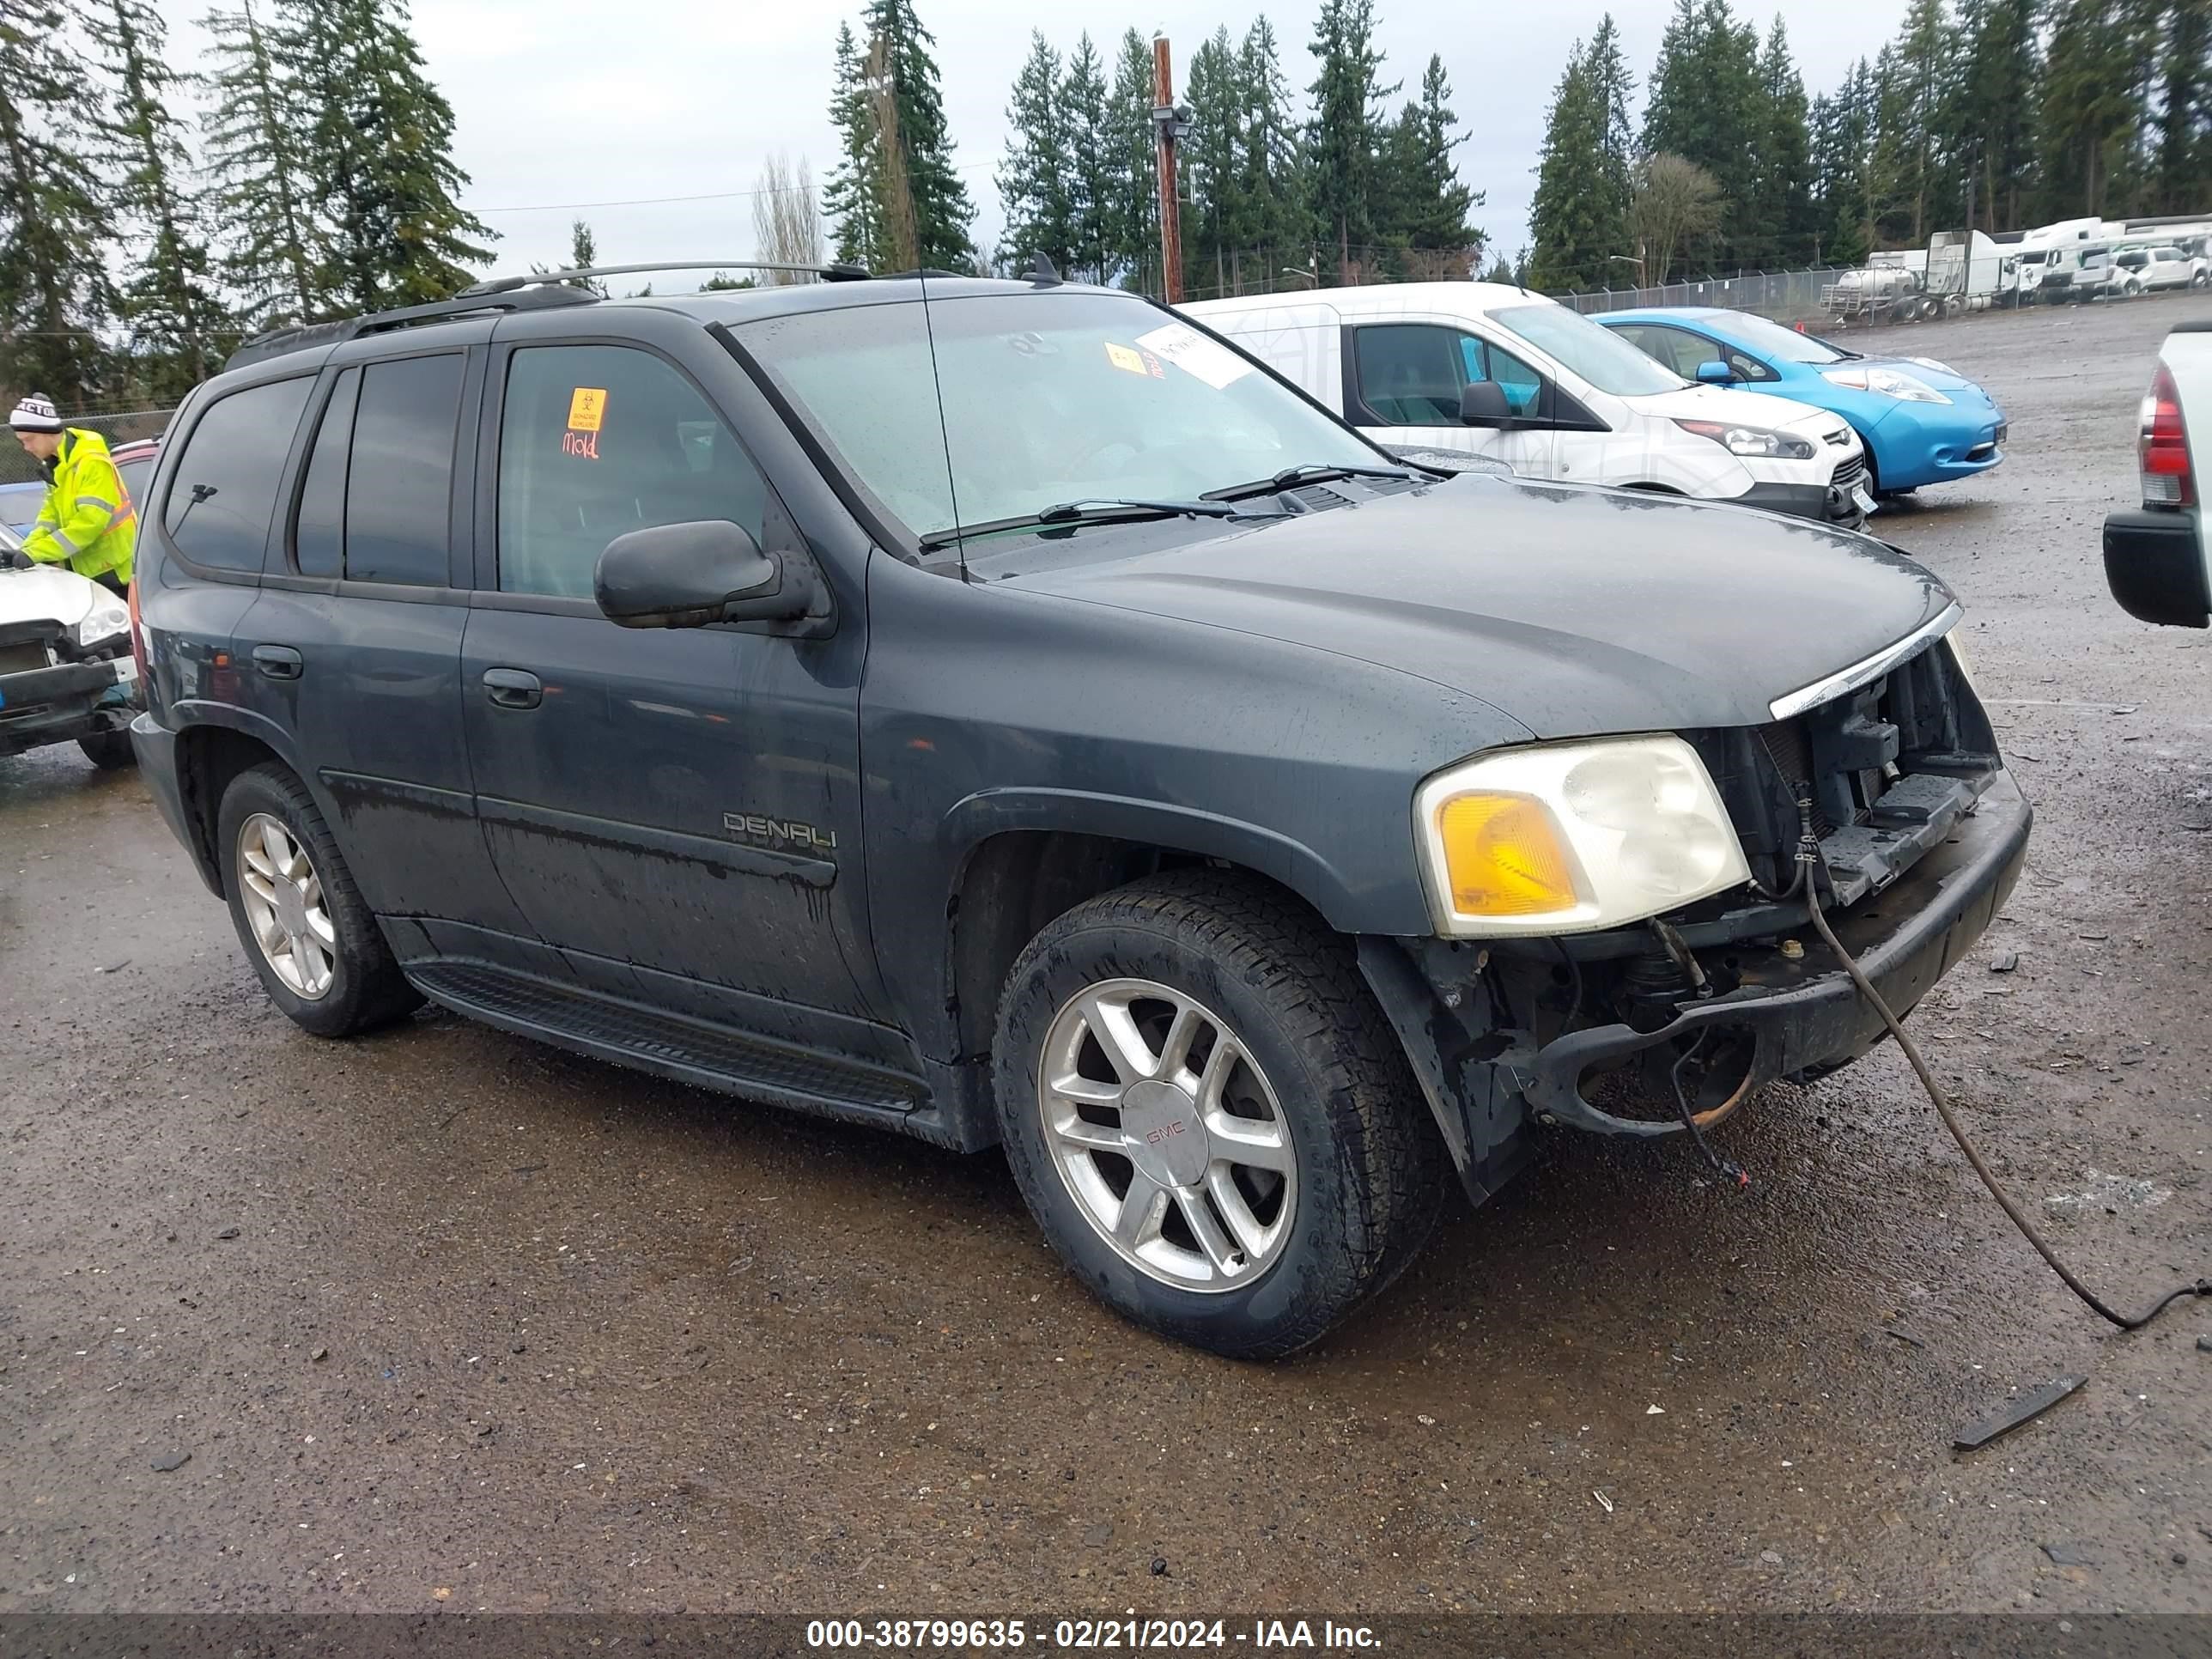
[482,667,543,710]
[252,644,302,680]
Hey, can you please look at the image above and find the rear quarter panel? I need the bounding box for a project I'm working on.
[2160,328,2212,586]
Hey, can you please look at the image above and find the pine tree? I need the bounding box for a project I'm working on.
[1231,17,1311,285]
[996,31,1074,273]
[1528,19,1633,291]
[1946,0,2039,229]
[1182,27,1241,297]
[824,21,884,269]
[2038,0,2152,217]
[2154,0,2212,212]
[1743,19,1815,268]
[1062,33,1113,283]
[1811,58,1877,264]
[1640,0,1761,267]
[568,219,601,292]
[283,0,495,311]
[199,0,325,326]
[0,0,117,404]
[1381,55,1480,278]
[860,0,975,271]
[1867,0,1954,246]
[88,0,231,397]
[1306,0,1395,283]
[1105,29,1158,289]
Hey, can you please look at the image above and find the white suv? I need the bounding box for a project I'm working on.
[1184,283,1873,528]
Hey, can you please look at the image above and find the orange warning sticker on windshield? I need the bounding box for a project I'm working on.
[1103,343,1148,376]
[566,387,608,432]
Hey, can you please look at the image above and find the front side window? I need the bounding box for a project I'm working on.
[741,290,1379,546]
[1611,323,1717,380]
[495,345,769,599]
[343,355,462,586]
[163,377,314,572]
[1354,325,1467,426]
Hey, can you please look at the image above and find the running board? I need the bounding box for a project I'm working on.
[405,959,928,1130]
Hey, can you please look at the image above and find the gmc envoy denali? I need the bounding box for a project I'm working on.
[130,266,2029,1358]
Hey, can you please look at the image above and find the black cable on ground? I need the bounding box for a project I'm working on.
[1794,805,2210,1332]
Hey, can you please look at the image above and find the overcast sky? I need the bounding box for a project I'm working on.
[155,0,1917,283]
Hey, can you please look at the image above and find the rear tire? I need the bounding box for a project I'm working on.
[992,869,1446,1359]
[76,730,136,770]
[216,762,422,1037]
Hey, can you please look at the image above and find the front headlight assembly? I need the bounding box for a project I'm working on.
[1821,365,1952,405]
[74,596,131,650]
[1672,418,1814,460]
[1413,737,1752,937]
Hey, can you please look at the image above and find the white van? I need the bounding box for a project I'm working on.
[1183,283,1875,527]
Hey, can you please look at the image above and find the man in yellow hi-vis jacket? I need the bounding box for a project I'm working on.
[10,392,137,593]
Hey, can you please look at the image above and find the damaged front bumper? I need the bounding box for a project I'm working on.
[1359,771,2032,1206]
[0,653,138,757]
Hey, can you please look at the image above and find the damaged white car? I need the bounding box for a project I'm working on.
[0,528,140,769]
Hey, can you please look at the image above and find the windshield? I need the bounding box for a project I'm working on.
[741,289,1381,545]
[2082,252,2109,270]
[1708,311,1849,365]
[1488,302,1683,397]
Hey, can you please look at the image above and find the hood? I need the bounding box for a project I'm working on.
[0,562,102,630]
[997,477,1954,737]
[1624,381,1855,445]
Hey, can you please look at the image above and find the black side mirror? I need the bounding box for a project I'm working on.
[594,520,823,630]
[1459,380,1516,428]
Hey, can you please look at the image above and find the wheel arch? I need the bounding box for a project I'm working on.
[939,802,1372,1065]
[170,708,304,894]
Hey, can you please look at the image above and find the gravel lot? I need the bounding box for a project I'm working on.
[3,293,2209,1620]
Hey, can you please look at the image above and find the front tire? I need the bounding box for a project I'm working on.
[216,763,422,1037]
[76,729,136,769]
[992,870,1445,1359]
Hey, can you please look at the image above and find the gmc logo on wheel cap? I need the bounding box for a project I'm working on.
[1146,1120,1188,1146]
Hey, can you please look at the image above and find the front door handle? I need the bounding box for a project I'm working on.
[482,667,543,710]
[252,644,302,680]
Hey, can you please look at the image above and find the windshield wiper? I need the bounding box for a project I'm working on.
[917,497,1275,551]
[1201,461,1416,501]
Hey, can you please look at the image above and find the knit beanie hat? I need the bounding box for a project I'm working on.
[9,393,63,433]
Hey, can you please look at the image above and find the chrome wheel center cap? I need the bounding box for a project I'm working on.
[1119,1078,1208,1188]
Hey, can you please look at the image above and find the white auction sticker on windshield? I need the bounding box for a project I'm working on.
[1135,321,1255,390]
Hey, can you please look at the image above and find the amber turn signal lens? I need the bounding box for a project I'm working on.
[1435,793,1582,917]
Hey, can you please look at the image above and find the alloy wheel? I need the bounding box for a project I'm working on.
[236,811,337,1000]
[1036,977,1297,1291]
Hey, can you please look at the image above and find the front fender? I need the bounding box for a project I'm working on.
[939,786,1368,933]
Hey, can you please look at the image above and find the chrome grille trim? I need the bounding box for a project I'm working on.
[1767,601,1963,721]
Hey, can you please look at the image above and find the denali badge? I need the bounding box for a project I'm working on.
[723,811,838,854]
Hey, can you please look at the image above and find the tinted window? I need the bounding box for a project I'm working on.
[163,378,313,571]
[1354,325,1546,424]
[1354,325,1467,425]
[294,368,358,578]
[496,345,769,599]
[344,355,461,586]
[115,457,154,511]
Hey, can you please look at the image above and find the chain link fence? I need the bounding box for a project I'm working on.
[0,407,176,487]
[1554,267,1862,326]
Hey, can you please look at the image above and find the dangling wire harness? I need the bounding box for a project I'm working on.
[1789,795,2209,1331]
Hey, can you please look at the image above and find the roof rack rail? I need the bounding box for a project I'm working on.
[461,259,873,296]
[224,283,596,370]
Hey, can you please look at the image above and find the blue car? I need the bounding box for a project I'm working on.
[1598,307,2008,497]
[0,478,46,537]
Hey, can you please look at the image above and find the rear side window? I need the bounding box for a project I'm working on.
[293,368,360,578]
[162,377,314,572]
[343,354,462,586]
[495,343,769,599]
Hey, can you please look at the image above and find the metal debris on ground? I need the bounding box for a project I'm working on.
[1953,1375,2089,1452]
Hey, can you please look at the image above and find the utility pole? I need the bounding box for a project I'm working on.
[1151,34,1190,304]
